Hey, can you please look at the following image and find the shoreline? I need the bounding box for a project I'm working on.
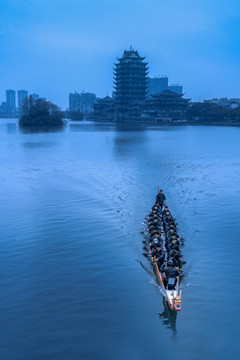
[87,119,240,127]
[1,116,240,128]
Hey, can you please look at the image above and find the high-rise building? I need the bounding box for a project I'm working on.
[147,76,168,97]
[69,92,81,112]
[31,93,40,100]
[113,49,148,109]
[168,84,183,95]
[18,90,28,111]
[0,102,7,113]
[6,90,16,113]
[69,91,96,113]
[80,92,97,113]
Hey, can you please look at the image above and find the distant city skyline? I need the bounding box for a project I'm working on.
[0,90,48,114]
[0,0,239,108]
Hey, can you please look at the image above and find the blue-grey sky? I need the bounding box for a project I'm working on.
[0,0,239,108]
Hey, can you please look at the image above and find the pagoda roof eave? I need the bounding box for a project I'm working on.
[150,89,184,98]
[117,57,146,62]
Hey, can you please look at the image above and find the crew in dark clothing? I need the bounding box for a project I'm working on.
[149,208,161,218]
[172,255,182,270]
[172,244,180,252]
[165,239,175,251]
[164,221,176,232]
[169,238,180,248]
[166,234,177,245]
[156,190,166,209]
[162,206,173,218]
[151,245,162,257]
[160,262,180,289]
[149,217,159,224]
[151,246,165,268]
[153,231,160,239]
[147,223,154,231]
[149,229,159,238]
[149,237,160,251]
[148,213,155,221]
[153,221,160,230]
[168,228,178,237]
[149,230,157,239]
[148,221,158,229]
[163,210,173,221]
[162,205,169,214]
[161,262,180,276]
[169,248,181,259]
[167,231,179,241]
[165,234,176,243]
[148,214,155,222]
[168,242,180,252]
[147,193,183,292]
[152,206,161,215]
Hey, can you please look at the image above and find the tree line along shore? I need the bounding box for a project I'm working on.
[15,95,240,128]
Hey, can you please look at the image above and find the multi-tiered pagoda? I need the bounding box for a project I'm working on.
[113,49,149,112]
[89,48,190,122]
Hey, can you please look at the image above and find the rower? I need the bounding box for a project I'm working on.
[168,240,180,252]
[162,206,172,218]
[149,237,159,251]
[160,261,180,289]
[172,254,182,270]
[151,246,165,267]
[171,249,180,258]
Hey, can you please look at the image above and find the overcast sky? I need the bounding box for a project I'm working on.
[0,0,239,108]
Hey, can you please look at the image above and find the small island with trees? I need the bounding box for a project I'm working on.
[19,96,64,127]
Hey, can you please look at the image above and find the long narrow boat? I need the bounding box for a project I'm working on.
[147,198,182,311]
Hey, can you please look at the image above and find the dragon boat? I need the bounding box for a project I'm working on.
[147,200,182,311]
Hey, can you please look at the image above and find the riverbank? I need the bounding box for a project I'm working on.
[2,116,240,128]
[89,118,240,127]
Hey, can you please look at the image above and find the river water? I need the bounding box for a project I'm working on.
[0,119,240,360]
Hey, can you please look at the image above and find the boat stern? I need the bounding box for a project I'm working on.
[166,289,182,311]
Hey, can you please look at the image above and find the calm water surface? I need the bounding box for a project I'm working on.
[0,119,240,360]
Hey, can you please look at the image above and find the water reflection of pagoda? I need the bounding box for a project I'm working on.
[90,48,190,122]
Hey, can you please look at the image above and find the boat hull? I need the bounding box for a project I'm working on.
[154,261,181,311]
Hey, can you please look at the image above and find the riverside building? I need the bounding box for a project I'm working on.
[91,48,189,122]
[142,89,190,121]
